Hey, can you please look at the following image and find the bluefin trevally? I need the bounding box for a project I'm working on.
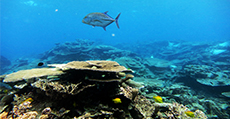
[82,11,121,31]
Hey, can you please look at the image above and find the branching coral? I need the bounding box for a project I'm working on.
[31,79,95,95]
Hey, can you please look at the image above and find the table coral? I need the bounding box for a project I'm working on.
[0,60,208,119]
[3,68,64,83]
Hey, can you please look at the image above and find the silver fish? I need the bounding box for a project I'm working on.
[82,11,121,31]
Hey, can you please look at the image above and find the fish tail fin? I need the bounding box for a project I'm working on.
[115,13,121,29]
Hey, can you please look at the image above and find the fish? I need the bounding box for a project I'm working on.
[82,11,121,31]
[153,96,163,103]
[112,98,122,104]
[185,111,195,117]
[37,62,47,67]
[24,98,34,102]
[38,62,44,66]
[21,98,33,104]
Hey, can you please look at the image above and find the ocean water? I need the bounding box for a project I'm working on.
[1,0,230,60]
[1,1,230,118]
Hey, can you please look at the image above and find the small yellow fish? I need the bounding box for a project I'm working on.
[112,98,122,104]
[153,96,163,103]
[22,98,33,103]
[185,111,195,117]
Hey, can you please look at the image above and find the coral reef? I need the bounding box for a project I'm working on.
[182,64,230,86]
[1,39,230,118]
[41,39,137,64]
[153,102,207,118]
[0,60,207,119]
[140,81,230,118]
[0,98,38,119]
[3,68,64,83]
[114,57,154,78]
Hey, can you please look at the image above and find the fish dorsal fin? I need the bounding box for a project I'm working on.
[103,11,109,14]
[102,11,114,20]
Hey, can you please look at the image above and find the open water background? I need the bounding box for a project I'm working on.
[1,0,230,60]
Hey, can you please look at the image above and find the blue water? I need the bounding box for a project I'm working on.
[1,0,230,60]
